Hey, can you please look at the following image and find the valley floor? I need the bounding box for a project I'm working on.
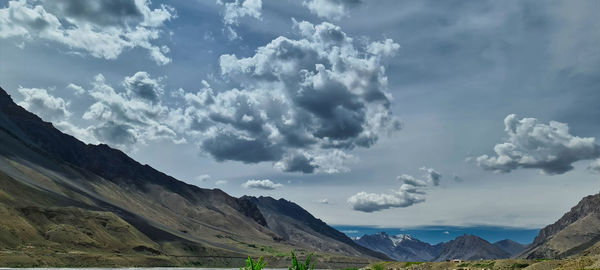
[368,256,600,270]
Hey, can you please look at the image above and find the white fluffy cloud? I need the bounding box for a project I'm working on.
[66,83,85,95]
[242,179,283,190]
[17,87,71,121]
[303,0,360,20]
[178,20,400,174]
[217,0,261,25]
[348,167,441,212]
[216,0,261,40]
[0,0,175,65]
[477,114,600,174]
[83,73,180,148]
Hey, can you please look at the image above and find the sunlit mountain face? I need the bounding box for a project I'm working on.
[1,0,599,259]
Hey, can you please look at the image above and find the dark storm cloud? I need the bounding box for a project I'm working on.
[201,132,283,163]
[177,20,400,173]
[123,71,163,103]
[43,0,143,26]
[90,121,138,146]
[275,153,317,174]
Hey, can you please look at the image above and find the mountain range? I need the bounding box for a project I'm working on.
[3,83,600,267]
[353,232,444,261]
[0,86,387,267]
[353,232,526,262]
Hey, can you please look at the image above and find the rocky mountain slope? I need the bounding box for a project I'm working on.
[0,86,384,267]
[433,234,510,262]
[353,232,444,262]
[241,196,387,259]
[492,239,527,256]
[519,192,600,259]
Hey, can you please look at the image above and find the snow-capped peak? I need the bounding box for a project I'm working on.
[390,234,414,246]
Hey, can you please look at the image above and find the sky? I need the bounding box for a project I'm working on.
[1,0,599,233]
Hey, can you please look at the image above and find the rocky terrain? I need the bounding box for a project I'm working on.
[493,239,527,257]
[433,234,510,262]
[367,256,600,270]
[0,86,386,267]
[519,192,600,259]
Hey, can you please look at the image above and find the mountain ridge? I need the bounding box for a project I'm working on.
[433,234,510,262]
[354,232,445,262]
[519,192,600,259]
[0,86,383,267]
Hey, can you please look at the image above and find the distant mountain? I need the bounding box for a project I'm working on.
[519,192,600,259]
[433,234,510,261]
[353,232,444,262]
[241,196,389,260]
[0,86,380,267]
[493,239,527,256]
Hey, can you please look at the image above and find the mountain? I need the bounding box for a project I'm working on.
[493,239,527,256]
[433,234,510,261]
[519,192,600,259]
[0,86,381,267]
[241,196,388,260]
[353,232,445,262]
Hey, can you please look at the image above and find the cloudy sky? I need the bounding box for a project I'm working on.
[1,0,599,230]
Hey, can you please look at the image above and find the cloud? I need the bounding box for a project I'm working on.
[348,167,442,212]
[589,159,600,174]
[242,179,283,190]
[66,83,85,95]
[0,0,175,65]
[215,180,228,185]
[17,87,71,121]
[443,231,450,235]
[122,71,164,103]
[318,198,329,204]
[53,121,99,145]
[58,72,182,149]
[453,175,464,182]
[274,149,356,174]
[180,20,400,174]
[477,114,600,174]
[195,174,211,182]
[303,0,360,20]
[216,0,261,40]
[217,0,261,25]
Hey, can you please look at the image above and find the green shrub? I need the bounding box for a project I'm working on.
[405,262,424,267]
[512,263,529,268]
[342,268,359,270]
[372,263,384,270]
[241,256,266,270]
[289,251,315,270]
[473,261,495,268]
